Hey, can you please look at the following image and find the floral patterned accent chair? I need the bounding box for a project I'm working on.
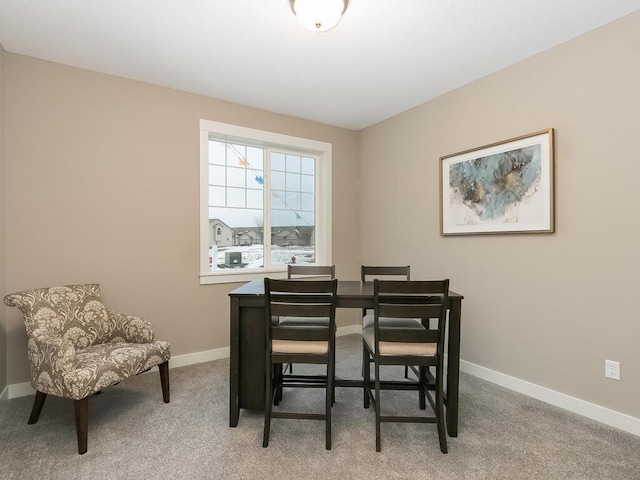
[3,284,171,454]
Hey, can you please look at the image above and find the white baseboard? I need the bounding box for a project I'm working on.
[337,324,363,337]
[8,381,35,399]
[0,384,9,401]
[5,328,637,438]
[169,346,230,369]
[460,360,640,437]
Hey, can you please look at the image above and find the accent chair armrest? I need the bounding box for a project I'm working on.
[27,333,76,394]
[104,309,156,343]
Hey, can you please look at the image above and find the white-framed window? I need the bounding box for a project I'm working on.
[200,119,332,284]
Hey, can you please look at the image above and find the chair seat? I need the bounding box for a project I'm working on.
[362,314,423,330]
[272,339,328,355]
[362,328,436,356]
[63,341,171,399]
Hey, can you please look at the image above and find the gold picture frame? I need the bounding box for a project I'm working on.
[440,129,555,236]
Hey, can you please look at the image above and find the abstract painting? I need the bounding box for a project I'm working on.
[440,129,554,235]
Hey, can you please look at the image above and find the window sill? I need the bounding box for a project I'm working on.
[199,268,288,285]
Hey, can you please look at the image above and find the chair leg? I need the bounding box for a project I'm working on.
[28,391,47,424]
[331,347,336,406]
[436,366,448,454]
[263,363,272,448]
[363,340,370,409]
[159,361,170,403]
[419,366,426,410]
[274,364,282,406]
[374,360,382,452]
[325,361,333,450]
[74,397,89,455]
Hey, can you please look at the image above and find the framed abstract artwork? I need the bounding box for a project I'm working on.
[440,129,555,235]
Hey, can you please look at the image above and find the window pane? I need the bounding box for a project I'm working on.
[286,172,300,191]
[227,167,246,188]
[209,207,264,271]
[271,171,286,191]
[247,147,263,170]
[271,152,286,171]
[209,186,225,206]
[271,190,286,210]
[301,157,315,175]
[209,141,226,165]
[286,155,301,173]
[301,174,314,193]
[270,150,316,266]
[286,191,301,210]
[210,165,226,186]
[227,143,246,166]
[227,187,245,208]
[246,189,263,209]
[301,192,314,211]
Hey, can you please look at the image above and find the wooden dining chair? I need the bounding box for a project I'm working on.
[361,265,420,398]
[278,265,336,387]
[363,279,450,453]
[263,277,337,450]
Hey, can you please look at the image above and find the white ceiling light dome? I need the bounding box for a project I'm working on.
[290,0,348,32]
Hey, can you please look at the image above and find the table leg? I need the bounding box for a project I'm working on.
[229,297,240,427]
[446,298,462,437]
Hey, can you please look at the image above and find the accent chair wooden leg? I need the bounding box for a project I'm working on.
[74,397,89,455]
[159,361,170,403]
[28,391,47,424]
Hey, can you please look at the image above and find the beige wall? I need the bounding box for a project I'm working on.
[360,12,640,417]
[0,43,6,393]
[3,54,361,384]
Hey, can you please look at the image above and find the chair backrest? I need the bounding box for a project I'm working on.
[3,284,109,349]
[361,265,410,317]
[361,265,410,282]
[373,279,450,351]
[288,264,335,280]
[265,278,337,343]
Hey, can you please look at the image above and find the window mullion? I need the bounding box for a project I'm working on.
[263,148,272,269]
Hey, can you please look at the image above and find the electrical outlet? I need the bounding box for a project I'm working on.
[605,360,620,380]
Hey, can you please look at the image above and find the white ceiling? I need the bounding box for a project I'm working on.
[0,0,639,130]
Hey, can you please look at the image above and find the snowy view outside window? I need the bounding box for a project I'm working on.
[208,140,315,270]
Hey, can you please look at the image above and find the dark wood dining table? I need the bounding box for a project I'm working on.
[228,279,464,437]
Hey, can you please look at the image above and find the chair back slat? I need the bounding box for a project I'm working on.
[288,265,335,279]
[361,265,410,318]
[270,303,333,318]
[271,326,330,341]
[265,278,337,344]
[268,278,335,294]
[378,328,439,344]
[361,265,410,281]
[378,303,442,319]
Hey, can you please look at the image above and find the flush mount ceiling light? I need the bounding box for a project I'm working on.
[290,0,349,32]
